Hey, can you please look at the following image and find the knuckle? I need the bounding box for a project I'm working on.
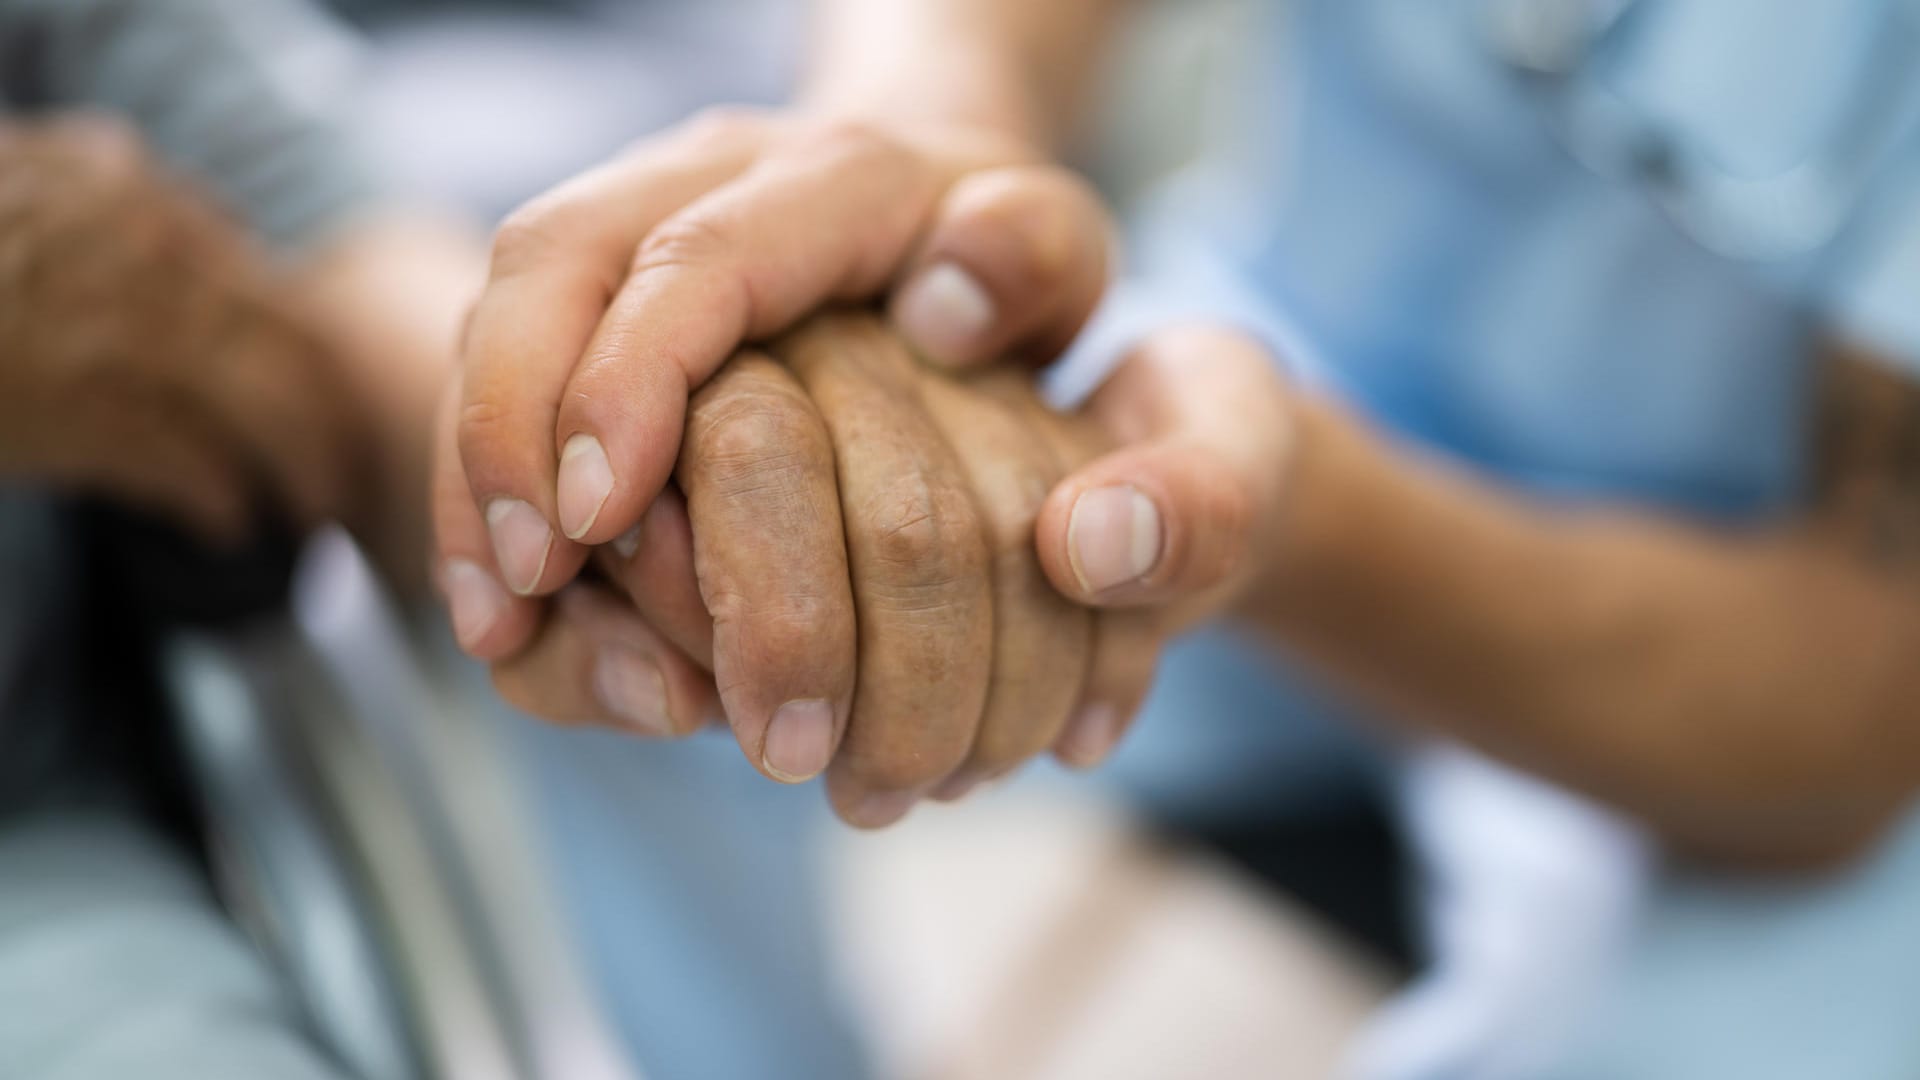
[686,385,821,486]
[676,105,769,152]
[455,392,520,469]
[785,117,921,200]
[698,578,750,630]
[798,117,898,163]
[456,393,511,440]
[977,172,1099,285]
[631,210,734,276]
[861,475,982,585]
[490,199,574,278]
[732,594,847,671]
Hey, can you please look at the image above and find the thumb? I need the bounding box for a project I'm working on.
[1036,327,1295,614]
[887,165,1112,370]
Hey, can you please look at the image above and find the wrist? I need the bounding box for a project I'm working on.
[1233,390,1369,634]
[289,213,485,591]
[798,41,1052,149]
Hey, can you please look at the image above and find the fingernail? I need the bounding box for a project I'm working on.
[763,699,835,783]
[851,790,919,830]
[486,497,554,595]
[592,645,672,737]
[1067,486,1163,594]
[558,434,615,540]
[612,523,642,561]
[1057,703,1119,769]
[442,558,509,652]
[891,261,995,366]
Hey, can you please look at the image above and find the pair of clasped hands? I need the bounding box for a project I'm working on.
[433,112,1296,828]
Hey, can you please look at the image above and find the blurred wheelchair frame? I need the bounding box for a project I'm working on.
[146,525,637,1080]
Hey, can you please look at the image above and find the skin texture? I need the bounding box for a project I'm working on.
[443,110,1098,596]
[1225,343,1920,869]
[430,0,1131,825]
[430,110,1116,812]
[475,313,1298,828]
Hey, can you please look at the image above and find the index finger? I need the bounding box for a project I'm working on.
[550,122,1036,549]
[454,109,769,596]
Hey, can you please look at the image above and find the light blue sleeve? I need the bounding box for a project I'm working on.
[1831,172,1920,380]
[0,811,352,1080]
[1046,168,1335,410]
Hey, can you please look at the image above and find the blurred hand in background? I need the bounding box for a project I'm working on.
[0,115,359,544]
[0,113,483,586]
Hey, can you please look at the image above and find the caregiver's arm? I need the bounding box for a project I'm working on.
[1052,336,1920,868]
[804,0,1127,148]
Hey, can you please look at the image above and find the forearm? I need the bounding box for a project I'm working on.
[1250,396,1920,865]
[286,215,485,593]
[802,0,1129,148]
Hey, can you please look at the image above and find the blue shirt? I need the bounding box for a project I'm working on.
[1089,5,1920,1074]
[1094,0,1920,518]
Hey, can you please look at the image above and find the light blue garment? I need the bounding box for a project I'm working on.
[1559,809,1920,1079]
[1095,1,1920,1076]
[496,720,870,1080]
[0,812,353,1080]
[1145,0,1918,512]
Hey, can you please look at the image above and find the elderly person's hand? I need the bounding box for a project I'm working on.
[441,311,1296,827]
[429,108,1304,826]
[0,114,484,586]
[0,116,360,542]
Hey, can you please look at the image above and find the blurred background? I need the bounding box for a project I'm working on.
[5,2,1920,1079]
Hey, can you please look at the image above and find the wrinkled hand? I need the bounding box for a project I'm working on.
[0,116,358,542]
[450,312,1295,828]
[433,106,1110,612]
[433,111,1298,827]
